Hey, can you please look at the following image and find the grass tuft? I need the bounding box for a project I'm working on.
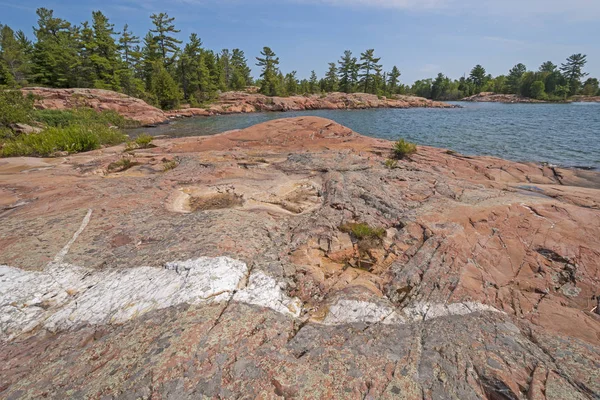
[340,222,386,241]
[392,139,417,159]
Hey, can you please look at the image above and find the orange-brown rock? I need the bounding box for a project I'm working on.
[463,92,547,103]
[1,117,599,399]
[166,91,456,119]
[20,87,167,126]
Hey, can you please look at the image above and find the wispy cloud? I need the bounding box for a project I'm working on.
[290,0,600,20]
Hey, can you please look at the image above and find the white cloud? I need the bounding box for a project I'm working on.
[292,0,600,19]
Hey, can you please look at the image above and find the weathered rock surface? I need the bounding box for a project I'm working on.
[462,92,547,103]
[167,91,455,119]
[20,87,167,126]
[19,88,455,127]
[1,117,599,399]
[570,95,600,103]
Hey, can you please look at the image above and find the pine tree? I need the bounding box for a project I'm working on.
[560,54,588,96]
[31,8,79,87]
[285,71,298,95]
[358,49,382,94]
[0,24,31,85]
[88,11,120,89]
[150,13,182,66]
[256,46,280,96]
[231,49,252,87]
[338,50,357,94]
[507,63,526,94]
[323,62,338,92]
[119,24,140,69]
[539,61,557,73]
[468,64,487,93]
[149,61,181,109]
[387,66,401,95]
[308,70,318,94]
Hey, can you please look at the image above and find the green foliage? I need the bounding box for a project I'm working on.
[338,50,359,94]
[256,47,281,96]
[149,61,181,109]
[135,133,153,148]
[530,80,546,100]
[392,139,417,159]
[1,125,100,157]
[469,64,487,92]
[560,54,588,96]
[33,108,138,129]
[108,157,138,172]
[340,222,386,241]
[358,49,382,94]
[0,91,34,126]
[384,159,398,169]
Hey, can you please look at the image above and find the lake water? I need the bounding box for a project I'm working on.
[131,102,600,169]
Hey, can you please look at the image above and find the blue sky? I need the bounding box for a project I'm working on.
[1,0,598,83]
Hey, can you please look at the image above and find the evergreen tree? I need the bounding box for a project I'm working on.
[149,13,182,66]
[506,63,527,94]
[468,64,487,93]
[0,24,31,85]
[219,49,232,89]
[387,66,401,95]
[358,49,382,94]
[119,24,140,69]
[539,61,557,73]
[308,70,318,94]
[560,53,588,96]
[338,50,357,93]
[88,11,120,89]
[31,8,79,87]
[323,62,338,92]
[256,46,280,96]
[581,77,599,96]
[230,49,252,88]
[285,71,298,95]
[149,61,181,109]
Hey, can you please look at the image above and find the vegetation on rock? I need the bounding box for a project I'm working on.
[392,139,417,159]
[0,91,131,157]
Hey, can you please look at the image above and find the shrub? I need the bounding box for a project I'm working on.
[1,125,100,157]
[392,139,417,159]
[0,91,34,127]
[33,108,139,129]
[340,222,386,241]
[1,124,126,157]
[384,159,398,169]
[135,134,154,148]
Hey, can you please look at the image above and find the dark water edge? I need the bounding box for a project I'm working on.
[129,102,600,170]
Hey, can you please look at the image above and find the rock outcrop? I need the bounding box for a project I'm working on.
[570,95,600,103]
[462,92,547,103]
[1,117,599,399]
[20,87,167,126]
[19,88,456,127]
[167,91,456,119]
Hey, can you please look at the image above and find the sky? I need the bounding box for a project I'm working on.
[1,0,598,83]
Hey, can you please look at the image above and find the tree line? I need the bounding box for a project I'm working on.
[1,8,598,110]
[413,55,597,101]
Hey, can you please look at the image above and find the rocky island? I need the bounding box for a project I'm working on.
[20,88,456,126]
[1,116,599,399]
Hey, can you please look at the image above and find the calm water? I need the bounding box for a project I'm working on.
[131,102,600,169]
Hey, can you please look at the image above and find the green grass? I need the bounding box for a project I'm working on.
[340,222,386,241]
[392,139,417,159]
[1,124,127,157]
[384,159,399,169]
[33,108,139,129]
